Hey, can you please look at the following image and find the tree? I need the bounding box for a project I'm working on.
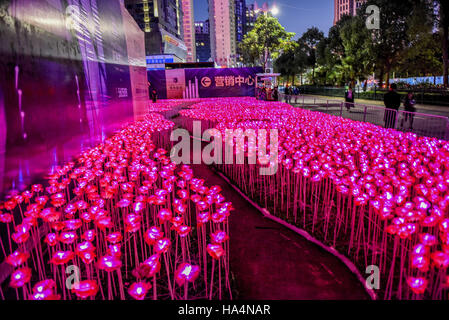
[239,31,261,67]
[358,0,426,87]
[239,14,295,70]
[394,3,442,80]
[274,41,307,85]
[315,38,332,84]
[327,15,354,58]
[395,33,442,79]
[436,0,449,86]
[315,15,353,85]
[267,0,441,88]
[297,27,324,83]
[339,16,374,86]
[274,50,297,85]
[293,46,309,84]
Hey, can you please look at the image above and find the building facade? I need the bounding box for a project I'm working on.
[245,2,257,34]
[181,0,196,62]
[235,0,246,43]
[333,0,366,25]
[195,20,211,62]
[209,0,236,67]
[234,0,246,65]
[125,0,188,67]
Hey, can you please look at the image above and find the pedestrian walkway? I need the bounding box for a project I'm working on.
[283,94,449,140]
[192,156,369,299]
[170,112,369,300]
[301,94,449,117]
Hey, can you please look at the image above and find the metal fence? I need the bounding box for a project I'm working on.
[297,86,449,106]
[279,94,449,140]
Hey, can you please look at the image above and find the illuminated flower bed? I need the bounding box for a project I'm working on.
[0,113,232,300]
[148,100,191,119]
[180,97,449,300]
[148,101,179,113]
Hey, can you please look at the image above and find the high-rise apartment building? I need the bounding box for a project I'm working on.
[125,0,187,66]
[333,0,366,25]
[245,2,257,34]
[181,0,196,62]
[235,0,246,43]
[209,0,236,67]
[195,20,211,62]
[235,0,246,65]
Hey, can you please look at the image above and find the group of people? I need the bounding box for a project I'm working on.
[383,83,416,129]
[257,86,279,101]
[345,84,416,129]
[283,85,301,104]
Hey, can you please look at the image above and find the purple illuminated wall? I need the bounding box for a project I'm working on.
[0,0,147,197]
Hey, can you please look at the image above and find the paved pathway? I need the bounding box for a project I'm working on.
[171,114,369,300]
[191,161,369,299]
[286,95,448,140]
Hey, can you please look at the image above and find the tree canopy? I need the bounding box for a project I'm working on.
[270,0,447,88]
[239,14,296,70]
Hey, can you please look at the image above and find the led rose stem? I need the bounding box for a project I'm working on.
[0,112,232,301]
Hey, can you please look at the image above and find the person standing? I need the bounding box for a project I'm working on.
[294,86,299,95]
[345,86,355,111]
[151,87,158,103]
[259,86,265,100]
[267,87,273,101]
[383,83,401,129]
[273,86,279,101]
[285,85,291,104]
[148,82,153,100]
[260,86,267,101]
[292,86,299,103]
[148,81,157,103]
[401,92,416,129]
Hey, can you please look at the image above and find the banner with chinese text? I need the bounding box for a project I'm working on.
[184,67,262,98]
[166,69,186,99]
[147,67,263,99]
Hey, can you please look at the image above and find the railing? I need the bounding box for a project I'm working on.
[279,94,449,141]
[295,86,449,106]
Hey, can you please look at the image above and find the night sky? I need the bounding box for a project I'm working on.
[193,0,334,38]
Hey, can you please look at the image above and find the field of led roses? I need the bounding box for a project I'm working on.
[0,113,232,300]
[2,95,449,300]
[179,97,449,300]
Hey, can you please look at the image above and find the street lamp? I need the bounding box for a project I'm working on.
[255,3,280,16]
